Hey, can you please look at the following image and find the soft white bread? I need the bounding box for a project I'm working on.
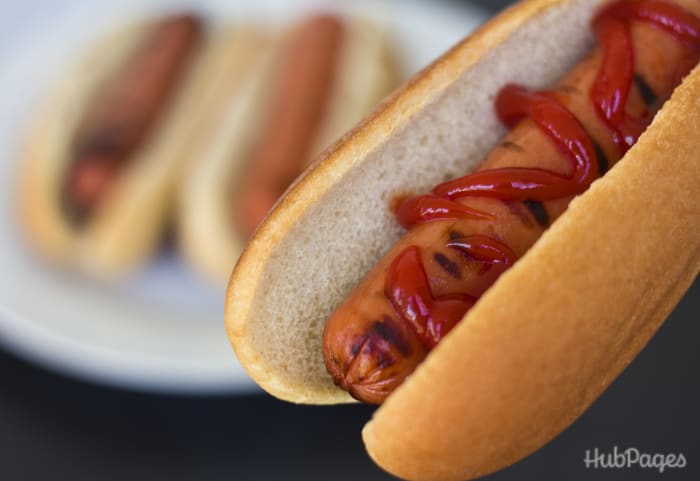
[178,18,397,284]
[19,17,237,278]
[226,0,700,479]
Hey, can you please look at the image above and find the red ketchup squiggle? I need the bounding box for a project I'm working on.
[387,0,700,352]
[593,0,700,151]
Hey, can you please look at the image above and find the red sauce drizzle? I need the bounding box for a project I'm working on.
[387,0,700,352]
[385,246,475,349]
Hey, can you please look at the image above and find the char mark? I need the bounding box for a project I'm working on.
[350,337,365,356]
[634,73,657,107]
[592,138,608,175]
[449,230,465,241]
[434,252,461,279]
[523,200,549,227]
[500,140,525,152]
[371,317,411,356]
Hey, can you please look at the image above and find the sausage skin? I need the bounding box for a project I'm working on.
[234,15,344,239]
[323,0,700,405]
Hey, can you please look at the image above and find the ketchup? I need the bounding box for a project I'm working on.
[387,0,700,352]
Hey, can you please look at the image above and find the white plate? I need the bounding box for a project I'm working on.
[0,0,487,393]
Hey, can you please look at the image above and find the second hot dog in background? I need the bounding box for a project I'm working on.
[178,15,397,283]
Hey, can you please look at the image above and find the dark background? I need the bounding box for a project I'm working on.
[2,1,698,480]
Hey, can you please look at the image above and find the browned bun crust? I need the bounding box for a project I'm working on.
[226,0,700,479]
[18,17,235,278]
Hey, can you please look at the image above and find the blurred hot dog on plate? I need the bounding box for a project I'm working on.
[178,14,398,283]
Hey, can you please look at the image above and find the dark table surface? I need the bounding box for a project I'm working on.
[2,1,699,480]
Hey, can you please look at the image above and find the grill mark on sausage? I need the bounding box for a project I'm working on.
[449,230,465,242]
[634,73,658,107]
[434,252,461,279]
[371,316,412,357]
[591,136,609,175]
[504,201,534,228]
[523,200,549,227]
[350,337,365,356]
[499,140,525,152]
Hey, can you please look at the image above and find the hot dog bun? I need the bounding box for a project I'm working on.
[226,0,700,479]
[178,17,397,283]
[19,15,250,278]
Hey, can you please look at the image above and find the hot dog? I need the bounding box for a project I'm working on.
[20,14,257,276]
[323,0,700,405]
[64,14,201,225]
[226,0,700,479]
[178,15,398,283]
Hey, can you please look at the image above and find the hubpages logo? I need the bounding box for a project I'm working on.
[584,446,687,473]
